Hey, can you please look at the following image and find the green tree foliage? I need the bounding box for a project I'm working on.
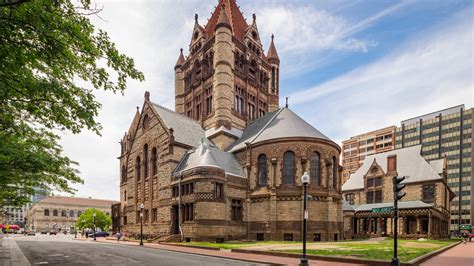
[0,0,144,206]
[75,208,111,231]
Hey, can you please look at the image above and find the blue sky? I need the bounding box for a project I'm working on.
[58,0,473,200]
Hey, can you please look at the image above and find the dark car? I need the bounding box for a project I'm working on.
[89,231,110,238]
[49,230,57,235]
[40,231,48,234]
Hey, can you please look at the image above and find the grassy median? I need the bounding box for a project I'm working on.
[283,239,458,262]
[180,238,458,262]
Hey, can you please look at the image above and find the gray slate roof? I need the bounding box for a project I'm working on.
[173,142,244,177]
[227,108,335,152]
[342,145,443,191]
[152,103,208,148]
[345,200,433,213]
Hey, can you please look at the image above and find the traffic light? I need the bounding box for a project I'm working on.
[393,175,406,201]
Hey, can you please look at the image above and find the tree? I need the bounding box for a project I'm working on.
[0,0,144,206]
[75,208,111,231]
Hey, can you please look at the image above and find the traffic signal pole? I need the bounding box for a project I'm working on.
[392,176,406,266]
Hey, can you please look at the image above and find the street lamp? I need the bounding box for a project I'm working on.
[139,203,144,246]
[300,172,310,266]
[93,212,97,241]
[81,219,85,237]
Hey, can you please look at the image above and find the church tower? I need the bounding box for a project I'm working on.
[174,0,280,149]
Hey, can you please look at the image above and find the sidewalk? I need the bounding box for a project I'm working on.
[0,235,31,266]
[77,236,356,266]
[420,241,474,266]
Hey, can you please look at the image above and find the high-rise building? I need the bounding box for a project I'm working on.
[341,126,396,183]
[395,105,473,232]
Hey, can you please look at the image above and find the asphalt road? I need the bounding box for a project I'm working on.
[13,235,267,265]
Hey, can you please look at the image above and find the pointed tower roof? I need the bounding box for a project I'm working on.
[205,0,248,40]
[267,34,280,63]
[174,48,185,69]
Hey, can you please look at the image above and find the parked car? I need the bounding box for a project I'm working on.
[27,230,36,236]
[89,231,110,238]
[49,230,57,235]
[40,231,48,234]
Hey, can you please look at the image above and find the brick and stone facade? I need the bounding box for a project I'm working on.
[118,0,343,242]
[342,146,455,239]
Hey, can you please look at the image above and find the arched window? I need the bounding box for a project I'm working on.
[61,210,67,217]
[152,147,158,176]
[44,209,50,216]
[258,154,268,186]
[143,115,149,130]
[53,209,58,216]
[121,165,127,183]
[77,211,82,217]
[283,151,295,185]
[332,156,338,188]
[136,156,141,181]
[310,152,320,185]
[69,210,74,218]
[144,144,149,179]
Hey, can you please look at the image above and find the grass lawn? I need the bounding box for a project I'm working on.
[284,239,458,262]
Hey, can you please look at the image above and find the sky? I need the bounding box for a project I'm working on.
[58,0,473,201]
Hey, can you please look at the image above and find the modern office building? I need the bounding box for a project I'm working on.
[341,126,396,183]
[2,191,46,227]
[395,105,473,232]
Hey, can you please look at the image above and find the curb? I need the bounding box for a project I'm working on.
[159,243,221,251]
[407,241,462,265]
[231,249,386,265]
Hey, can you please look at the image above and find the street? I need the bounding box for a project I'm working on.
[4,234,268,265]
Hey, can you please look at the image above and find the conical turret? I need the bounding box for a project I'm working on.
[174,48,185,69]
[267,34,280,64]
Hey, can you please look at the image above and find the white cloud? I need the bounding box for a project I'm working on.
[289,9,473,142]
[252,2,404,76]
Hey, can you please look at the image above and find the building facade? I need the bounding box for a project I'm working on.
[342,146,455,239]
[27,196,118,232]
[341,105,473,233]
[118,0,343,242]
[395,105,473,232]
[2,192,46,227]
[342,126,395,183]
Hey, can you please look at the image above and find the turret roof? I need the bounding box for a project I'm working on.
[205,0,248,40]
[174,48,185,69]
[267,34,280,62]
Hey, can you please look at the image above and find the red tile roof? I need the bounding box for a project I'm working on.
[205,0,248,41]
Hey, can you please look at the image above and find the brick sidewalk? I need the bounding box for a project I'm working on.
[79,237,356,266]
[420,241,474,266]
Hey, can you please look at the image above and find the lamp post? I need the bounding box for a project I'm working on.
[92,212,97,241]
[139,203,144,246]
[300,172,310,266]
[81,219,85,237]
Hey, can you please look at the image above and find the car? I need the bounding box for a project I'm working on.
[41,231,48,234]
[89,231,110,238]
[27,230,36,236]
[49,230,57,235]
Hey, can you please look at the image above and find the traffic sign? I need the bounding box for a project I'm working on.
[372,207,393,213]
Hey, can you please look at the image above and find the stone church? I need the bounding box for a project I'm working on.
[118,0,343,242]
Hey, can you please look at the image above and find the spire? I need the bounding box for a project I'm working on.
[174,48,185,69]
[267,34,280,64]
[214,4,232,32]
